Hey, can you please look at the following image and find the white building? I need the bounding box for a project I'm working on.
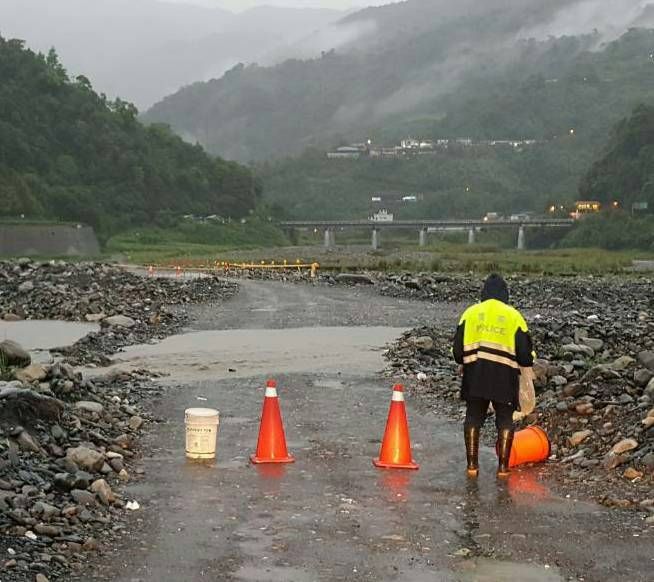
[370,209,394,222]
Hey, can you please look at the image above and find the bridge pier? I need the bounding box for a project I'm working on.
[419,228,427,248]
[517,225,526,250]
[324,229,336,249]
[372,228,380,250]
[468,227,476,245]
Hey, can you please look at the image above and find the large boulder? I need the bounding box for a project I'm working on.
[645,377,654,399]
[74,401,104,415]
[0,387,64,422]
[561,343,594,358]
[610,356,635,371]
[91,479,115,505]
[634,369,654,387]
[638,351,654,372]
[609,438,639,455]
[410,336,434,351]
[0,340,31,367]
[15,364,48,384]
[103,315,136,328]
[66,446,105,472]
[578,337,604,351]
[17,280,34,293]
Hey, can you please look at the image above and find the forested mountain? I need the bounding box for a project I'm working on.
[0,0,340,108]
[0,36,258,237]
[257,28,654,221]
[144,0,654,161]
[580,104,654,209]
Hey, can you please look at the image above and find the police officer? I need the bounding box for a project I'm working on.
[452,274,534,477]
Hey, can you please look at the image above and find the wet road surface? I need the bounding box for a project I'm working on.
[96,281,652,582]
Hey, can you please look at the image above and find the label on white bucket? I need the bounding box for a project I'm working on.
[185,408,219,460]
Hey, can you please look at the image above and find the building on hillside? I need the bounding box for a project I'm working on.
[369,191,422,220]
[327,146,361,159]
[400,138,420,150]
[369,209,394,222]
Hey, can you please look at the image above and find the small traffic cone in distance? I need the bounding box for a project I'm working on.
[250,380,294,464]
[373,384,419,470]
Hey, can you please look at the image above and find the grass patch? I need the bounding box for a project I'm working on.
[399,244,647,274]
[106,221,289,265]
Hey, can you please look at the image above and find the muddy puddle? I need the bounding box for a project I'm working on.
[0,320,98,359]
[103,326,406,382]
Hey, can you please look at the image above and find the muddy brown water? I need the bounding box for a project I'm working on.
[86,281,651,582]
[0,320,98,351]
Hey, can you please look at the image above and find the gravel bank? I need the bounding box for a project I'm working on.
[381,273,653,514]
[0,260,238,365]
[0,260,240,580]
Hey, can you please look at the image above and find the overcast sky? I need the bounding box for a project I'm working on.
[162,0,395,11]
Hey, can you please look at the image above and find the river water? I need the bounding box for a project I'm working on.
[0,320,98,350]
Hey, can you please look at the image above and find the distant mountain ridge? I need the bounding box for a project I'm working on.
[143,0,654,162]
[0,0,342,107]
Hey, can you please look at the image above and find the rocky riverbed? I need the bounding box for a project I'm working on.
[0,361,161,582]
[235,268,654,511]
[380,273,654,516]
[0,260,240,581]
[0,260,238,365]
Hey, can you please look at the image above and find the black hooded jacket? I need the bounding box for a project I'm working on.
[452,275,534,407]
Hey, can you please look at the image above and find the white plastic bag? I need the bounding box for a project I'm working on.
[513,366,536,421]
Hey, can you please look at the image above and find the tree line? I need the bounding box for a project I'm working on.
[0,37,259,239]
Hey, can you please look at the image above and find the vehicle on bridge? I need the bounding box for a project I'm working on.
[571,200,601,220]
[510,212,534,222]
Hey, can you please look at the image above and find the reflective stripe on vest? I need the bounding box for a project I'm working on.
[460,299,528,369]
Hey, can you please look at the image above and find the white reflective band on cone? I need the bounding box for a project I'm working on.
[391,391,404,402]
[265,387,278,397]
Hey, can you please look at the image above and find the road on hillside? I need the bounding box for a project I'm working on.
[92,281,652,582]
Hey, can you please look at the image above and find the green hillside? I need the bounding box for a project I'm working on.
[258,29,654,221]
[580,103,654,208]
[0,36,259,238]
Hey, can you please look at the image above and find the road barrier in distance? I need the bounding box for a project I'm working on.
[141,261,320,280]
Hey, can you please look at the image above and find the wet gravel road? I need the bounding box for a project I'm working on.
[95,281,652,582]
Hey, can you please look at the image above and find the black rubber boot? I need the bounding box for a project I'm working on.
[496,428,514,477]
[464,426,480,477]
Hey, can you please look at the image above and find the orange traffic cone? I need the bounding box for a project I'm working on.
[250,380,294,464]
[373,384,419,470]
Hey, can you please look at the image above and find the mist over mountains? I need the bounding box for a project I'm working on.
[143,0,654,161]
[0,0,342,108]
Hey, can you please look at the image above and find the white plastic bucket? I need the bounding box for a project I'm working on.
[185,408,220,460]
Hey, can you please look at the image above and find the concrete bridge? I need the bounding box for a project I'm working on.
[280,219,575,250]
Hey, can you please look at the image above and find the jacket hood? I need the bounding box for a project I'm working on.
[481,274,509,303]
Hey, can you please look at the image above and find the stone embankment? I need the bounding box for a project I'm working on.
[0,260,238,365]
[0,360,160,581]
[381,273,653,516]
[0,259,240,580]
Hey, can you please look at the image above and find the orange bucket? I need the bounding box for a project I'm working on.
[497,426,551,468]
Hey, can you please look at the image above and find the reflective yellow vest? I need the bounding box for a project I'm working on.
[459,299,530,369]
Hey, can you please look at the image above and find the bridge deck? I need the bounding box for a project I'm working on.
[280,219,574,229]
